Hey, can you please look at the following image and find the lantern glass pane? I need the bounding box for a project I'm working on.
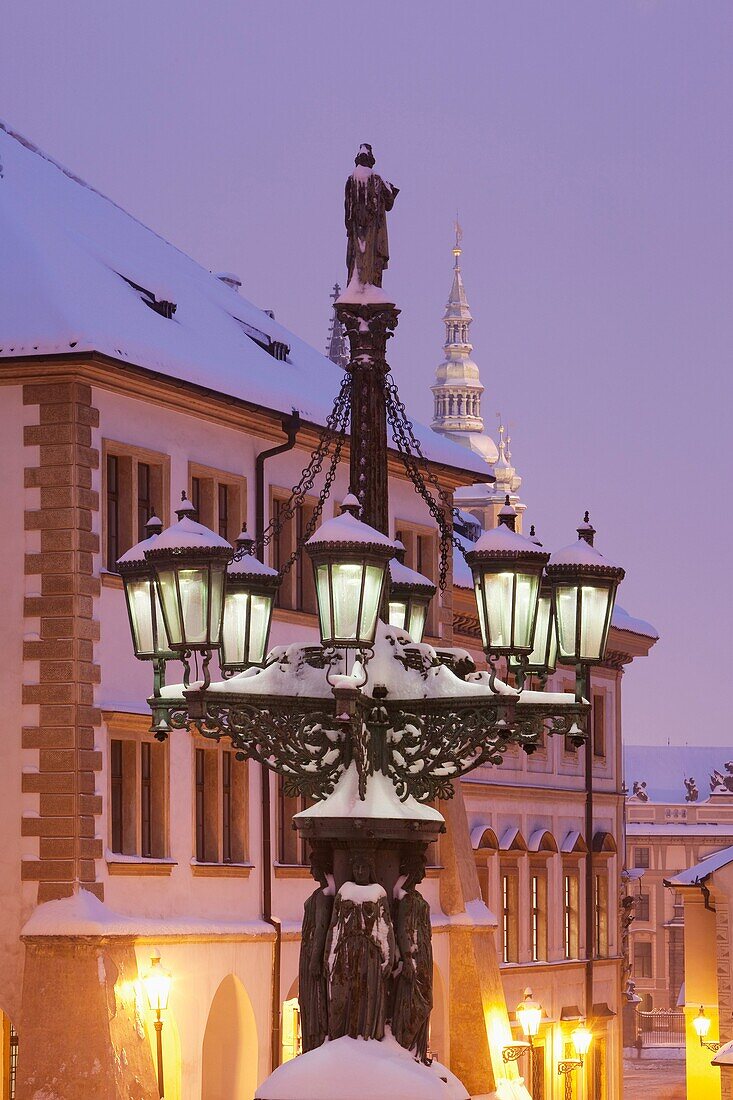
[316,564,333,640]
[513,572,539,649]
[528,592,552,666]
[157,567,184,646]
[555,584,579,660]
[248,594,272,664]
[580,584,611,661]
[178,567,209,644]
[389,599,408,630]
[222,592,249,666]
[474,580,488,647]
[408,601,428,643]
[209,565,226,645]
[358,563,384,641]
[332,561,365,640]
[484,571,514,648]
[127,578,155,655]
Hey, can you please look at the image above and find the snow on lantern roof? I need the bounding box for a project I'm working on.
[548,538,623,574]
[0,120,489,481]
[227,531,279,579]
[116,531,159,567]
[389,557,435,591]
[468,522,548,559]
[148,515,232,554]
[306,507,399,552]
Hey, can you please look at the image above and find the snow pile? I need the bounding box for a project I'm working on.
[295,764,444,824]
[255,1033,468,1100]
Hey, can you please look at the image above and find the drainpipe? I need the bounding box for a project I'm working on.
[255,410,301,1071]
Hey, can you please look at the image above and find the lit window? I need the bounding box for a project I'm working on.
[501,866,519,963]
[634,847,650,869]
[564,869,580,959]
[594,871,609,957]
[530,868,548,962]
[634,941,652,978]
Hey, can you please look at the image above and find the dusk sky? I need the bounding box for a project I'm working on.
[2,2,730,748]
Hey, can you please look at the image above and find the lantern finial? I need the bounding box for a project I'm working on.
[498,495,517,532]
[145,515,163,536]
[577,511,595,546]
[340,493,362,518]
[176,492,197,521]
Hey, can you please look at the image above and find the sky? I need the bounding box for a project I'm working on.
[1,1,731,746]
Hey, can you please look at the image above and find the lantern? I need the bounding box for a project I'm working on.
[306,495,398,648]
[221,530,279,672]
[465,501,549,657]
[387,543,436,643]
[516,988,542,1041]
[570,1019,592,1064]
[142,951,172,1015]
[693,1006,712,1043]
[546,513,625,665]
[117,516,176,662]
[145,494,232,653]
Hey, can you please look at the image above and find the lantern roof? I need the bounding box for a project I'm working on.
[227,530,279,580]
[468,522,549,561]
[547,538,624,577]
[116,516,163,568]
[147,514,232,556]
[306,501,399,553]
[389,557,435,593]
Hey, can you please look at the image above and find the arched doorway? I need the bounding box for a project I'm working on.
[201,975,258,1100]
[281,977,301,1064]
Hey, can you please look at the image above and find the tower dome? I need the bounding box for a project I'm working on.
[430,226,498,465]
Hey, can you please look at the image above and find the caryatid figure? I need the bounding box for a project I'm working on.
[325,850,395,1042]
[299,845,335,1052]
[345,144,399,288]
[391,849,433,1062]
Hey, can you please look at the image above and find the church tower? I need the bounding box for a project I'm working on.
[430,227,497,465]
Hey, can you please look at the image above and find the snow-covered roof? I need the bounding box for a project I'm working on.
[712,1039,733,1067]
[468,523,548,559]
[548,538,623,573]
[0,120,489,479]
[148,514,231,553]
[664,844,733,888]
[624,745,731,803]
[389,557,435,591]
[306,508,399,551]
[611,605,659,641]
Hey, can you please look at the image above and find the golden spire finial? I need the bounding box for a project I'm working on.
[453,216,463,264]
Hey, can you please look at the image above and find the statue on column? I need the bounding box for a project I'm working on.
[325,849,395,1041]
[391,849,433,1063]
[299,844,335,1052]
[345,145,399,288]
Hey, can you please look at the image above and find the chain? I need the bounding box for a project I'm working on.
[385,378,468,591]
[245,373,352,567]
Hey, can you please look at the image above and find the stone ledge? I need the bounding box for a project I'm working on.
[106,857,177,876]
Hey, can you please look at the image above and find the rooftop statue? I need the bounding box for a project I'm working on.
[345,144,399,288]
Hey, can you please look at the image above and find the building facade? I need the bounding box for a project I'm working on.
[0,122,656,1100]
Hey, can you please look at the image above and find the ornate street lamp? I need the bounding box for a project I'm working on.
[141,951,172,1099]
[558,1017,593,1076]
[516,987,542,1041]
[221,529,279,674]
[692,1006,721,1052]
[387,542,436,643]
[508,526,557,688]
[465,500,549,684]
[546,513,625,671]
[145,493,232,685]
[306,494,398,650]
[117,516,176,696]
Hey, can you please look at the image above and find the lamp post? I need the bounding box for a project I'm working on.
[692,1006,721,1052]
[503,989,543,1095]
[546,514,625,1023]
[142,951,172,1098]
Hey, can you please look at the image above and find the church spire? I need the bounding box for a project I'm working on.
[324,283,349,369]
[431,226,485,441]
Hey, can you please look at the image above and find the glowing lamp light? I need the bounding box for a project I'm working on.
[693,1006,712,1042]
[221,530,279,672]
[387,542,436,644]
[516,988,542,1040]
[546,513,625,666]
[465,501,549,658]
[117,517,176,662]
[306,495,398,649]
[142,951,172,1016]
[571,1019,592,1063]
[145,493,232,653]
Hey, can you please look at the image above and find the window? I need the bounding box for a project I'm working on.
[593,693,606,758]
[395,523,438,636]
[636,892,650,922]
[530,868,548,962]
[2,1011,18,1100]
[103,441,169,570]
[270,491,318,614]
[108,727,166,859]
[634,940,653,978]
[634,847,650,869]
[564,869,580,959]
[188,463,246,543]
[278,777,315,864]
[194,743,248,864]
[594,871,609,957]
[501,866,519,963]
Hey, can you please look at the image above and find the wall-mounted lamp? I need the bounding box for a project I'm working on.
[142,950,172,1098]
[558,1019,592,1075]
[692,1006,721,1053]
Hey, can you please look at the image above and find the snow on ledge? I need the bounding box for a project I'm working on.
[22,887,274,938]
[295,764,444,824]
